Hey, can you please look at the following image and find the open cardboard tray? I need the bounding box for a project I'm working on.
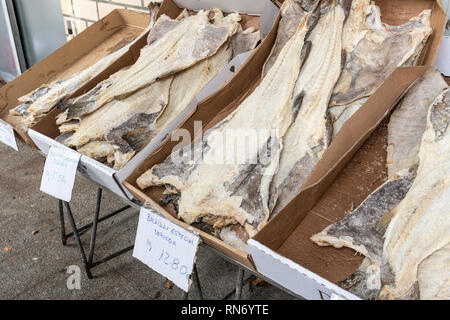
[26,0,279,200]
[123,0,447,277]
[0,9,151,147]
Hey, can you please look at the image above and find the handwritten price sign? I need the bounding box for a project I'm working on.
[133,207,200,292]
[0,120,18,151]
[40,145,80,202]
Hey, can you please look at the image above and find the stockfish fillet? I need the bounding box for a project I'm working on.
[310,69,449,299]
[59,76,173,148]
[137,8,316,236]
[329,7,432,138]
[9,2,162,127]
[92,11,240,112]
[416,243,450,300]
[387,68,448,179]
[380,89,450,300]
[57,10,258,170]
[270,0,346,215]
[262,0,311,77]
[57,11,241,124]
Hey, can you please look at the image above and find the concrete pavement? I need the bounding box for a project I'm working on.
[0,140,295,300]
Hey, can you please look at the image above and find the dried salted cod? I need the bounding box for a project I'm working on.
[310,70,449,299]
[10,2,162,127]
[56,10,240,124]
[270,0,347,215]
[416,243,450,300]
[111,19,261,159]
[94,10,240,112]
[77,141,116,162]
[329,7,433,138]
[262,0,311,77]
[58,11,252,170]
[54,12,184,126]
[380,89,450,300]
[386,68,448,179]
[312,170,416,299]
[59,76,173,148]
[152,24,260,137]
[137,11,316,236]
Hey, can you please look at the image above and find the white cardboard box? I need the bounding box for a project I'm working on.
[248,240,360,300]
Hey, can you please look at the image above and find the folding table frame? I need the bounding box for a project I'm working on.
[56,178,302,300]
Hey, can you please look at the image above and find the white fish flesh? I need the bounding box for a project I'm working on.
[329,7,433,138]
[137,8,316,236]
[270,0,346,215]
[380,89,450,300]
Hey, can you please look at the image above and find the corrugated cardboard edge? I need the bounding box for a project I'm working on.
[248,239,360,300]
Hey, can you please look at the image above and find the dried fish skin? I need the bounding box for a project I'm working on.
[10,2,162,127]
[77,140,116,162]
[230,26,261,59]
[329,7,432,138]
[138,12,316,236]
[107,42,233,168]
[155,23,260,134]
[311,72,449,299]
[417,243,450,300]
[380,89,450,300]
[270,1,346,215]
[311,171,415,264]
[66,10,250,169]
[387,68,448,180]
[340,0,373,54]
[262,0,310,77]
[60,77,173,149]
[93,10,241,110]
[55,14,183,125]
[330,8,432,107]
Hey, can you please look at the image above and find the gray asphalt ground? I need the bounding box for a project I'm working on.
[0,139,295,300]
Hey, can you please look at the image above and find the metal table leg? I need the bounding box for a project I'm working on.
[192,264,203,300]
[235,267,244,300]
[58,188,135,279]
[58,200,66,246]
[180,264,203,300]
[87,188,102,268]
[63,201,92,279]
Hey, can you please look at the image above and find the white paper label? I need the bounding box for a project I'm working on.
[40,145,80,202]
[0,120,18,151]
[133,207,200,292]
[330,293,346,300]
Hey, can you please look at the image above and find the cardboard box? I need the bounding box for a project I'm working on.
[27,0,279,200]
[0,9,151,147]
[246,1,448,300]
[248,66,433,300]
[123,1,446,276]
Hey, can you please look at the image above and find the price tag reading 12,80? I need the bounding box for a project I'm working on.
[40,145,81,202]
[133,207,200,292]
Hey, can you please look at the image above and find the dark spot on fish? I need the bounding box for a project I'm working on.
[159,193,181,213]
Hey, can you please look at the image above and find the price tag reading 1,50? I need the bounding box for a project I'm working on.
[0,120,18,151]
[133,207,200,292]
[40,145,81,202]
